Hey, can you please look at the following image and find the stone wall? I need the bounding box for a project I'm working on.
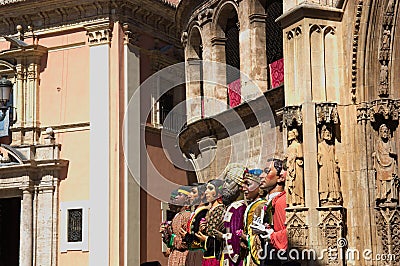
[195,120,283,183]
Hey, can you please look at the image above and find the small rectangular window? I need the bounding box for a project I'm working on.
[67,209,83,242]
[60,201,89,252]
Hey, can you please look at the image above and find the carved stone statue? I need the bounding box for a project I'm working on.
[387,0,395,13]
[317,125,342,206]
[379,62,389,95]
[382,27,391,50]
[285,128,305,207]
[372,124,398,206]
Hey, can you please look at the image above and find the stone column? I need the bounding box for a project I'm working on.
[35,176,55,266]
[19,186,33,266]
[201,21,228,117]
[185,59,202,123]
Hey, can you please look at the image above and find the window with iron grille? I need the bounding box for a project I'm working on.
[60,201,89,252]
[266,0,284,64]
[67,209,83,242]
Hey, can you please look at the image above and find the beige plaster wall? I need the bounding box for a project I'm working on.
[39,31,89,127]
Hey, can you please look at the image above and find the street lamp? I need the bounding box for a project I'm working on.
[0,75,12,121]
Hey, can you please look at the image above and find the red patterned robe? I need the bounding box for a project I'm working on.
[168,210,191,266]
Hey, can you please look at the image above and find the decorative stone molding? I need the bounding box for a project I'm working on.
[181,31,188,47]
[316,103,339,125]
[375,207,400,263]
[211,37,227,46]
[283,105,302,127]
[0,143,68,265]
[249,13,267,24]
[318,206,345,265]
[368,98,399,122]
[0,1,179,46]
[286,207,309,248]
[286,26,302,41]
[198,8,213,26]
[122,23,139,45]
[87,27,112,45]
[356,102,369,122]
[351,1,364,102]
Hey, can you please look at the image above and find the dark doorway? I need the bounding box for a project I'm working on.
[0,197,21,266]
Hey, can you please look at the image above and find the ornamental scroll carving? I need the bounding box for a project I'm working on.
[282,105,302,127]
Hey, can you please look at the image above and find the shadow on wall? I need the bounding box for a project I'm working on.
[141,262,162,266]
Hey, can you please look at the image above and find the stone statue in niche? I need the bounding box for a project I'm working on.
[285,128,305,207]
[372,124,398,206]
[379,62,389,95]
[387,0,395,13]
[317,124,342,206]
[382,27,391,50]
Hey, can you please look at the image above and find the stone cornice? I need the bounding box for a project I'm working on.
[0,0,180,46]
[0,44,48,61]
[276,3,343,29]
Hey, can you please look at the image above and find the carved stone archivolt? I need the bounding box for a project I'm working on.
[376,208,400,265]
[377,0,397,97]
[316,103,339,125]
[351,0,364,103]
[286,208,308,248]
[282,105,302,127]
[318,207,345,265]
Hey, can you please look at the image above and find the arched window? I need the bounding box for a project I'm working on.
[216,4,241,107]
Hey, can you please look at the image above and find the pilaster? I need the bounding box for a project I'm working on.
[19,184,33,266]
[86,20,111,266]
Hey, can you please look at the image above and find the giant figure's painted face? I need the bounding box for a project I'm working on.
[242,178,260,201]
[205,183,217,203]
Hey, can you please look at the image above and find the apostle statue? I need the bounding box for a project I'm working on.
[317,124,342,206]
[372,124,398,206]
[285,128,305,207]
